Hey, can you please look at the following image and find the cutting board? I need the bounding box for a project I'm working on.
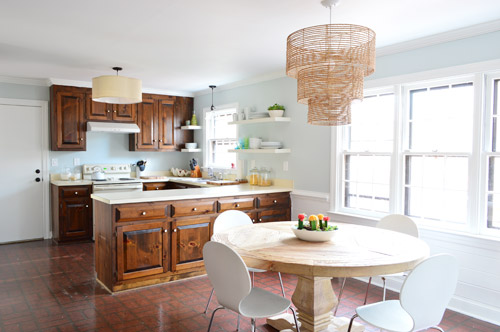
[206,180,240,186]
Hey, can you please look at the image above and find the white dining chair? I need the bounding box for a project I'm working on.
[204,210,286,329]
[203,241,300,332]
[347,254,458,332]
[334,214,419,315]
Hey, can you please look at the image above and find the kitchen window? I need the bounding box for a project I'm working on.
[204,106,238,169]
[334,72,500,237]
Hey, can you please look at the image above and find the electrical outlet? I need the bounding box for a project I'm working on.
[51,158,58,167]
[283,161,289,171]
[73,158,80,166]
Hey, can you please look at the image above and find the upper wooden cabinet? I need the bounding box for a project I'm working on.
[50,85,86,151]
[129,95,193,151]
[85,92,137,123]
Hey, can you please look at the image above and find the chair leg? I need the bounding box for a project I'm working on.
[429,327,445,332]
[290,307,300,332]
[251,318,256,332]
[363,277,373,305]
[237,314,241,331]
[207,306,224,332]
[278,272,286,297]
[382,276,387,301]
[333,277,346,316]
[252,271,255,287]
[347,313,358,332]
[204,288,214,314]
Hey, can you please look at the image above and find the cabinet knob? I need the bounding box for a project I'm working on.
[141,211,146,215]
[156,187,159,190]
[152,139,156,142]
[192,207,197,211]
[74,192,78,195]
[164,229,168,233]
[80,138,84,141]
[273,200,277,204]
[252,219,256,223]
[35,177,41,182]
[107,110,111,113]
[259,218,262,222]
[235,203,240,207]
[173,228,177,232]
[85,205,89,208]
[159,139,163,142]
[113,110,117,113]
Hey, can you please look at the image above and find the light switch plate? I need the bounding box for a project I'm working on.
[51,158,58,167]
[73,158,80,166]
[283,161,289,171]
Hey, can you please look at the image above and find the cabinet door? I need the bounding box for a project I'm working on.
[116,222,169,280]
[86,93,112,121]
[158,99,175,150]
[173,97,194,150]
[60,197,92,240]
[113,104,137,123]
[171,216,212,272]
[51,87,86,150]
[134,97,158,150]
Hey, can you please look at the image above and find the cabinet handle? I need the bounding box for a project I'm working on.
[113,110,117,113]
[156,187,159,190]
[141,211,146,215]
[252,219,256,223]
[259,218,262,222]
[152,139,156,142]
[192,207,197,211]
[74,192,78,195]
[107,110,111,113]
[159,139,163,142]
[273,200,277,204]
[80,138,84,141]
[164,229,168,233]
[173,228,177,232]
[85,205,89,208]
[235,203,240,207]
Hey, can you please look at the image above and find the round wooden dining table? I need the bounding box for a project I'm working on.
[211,221,430,332]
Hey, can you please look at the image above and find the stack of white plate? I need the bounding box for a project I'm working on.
[248,112,270,119]
[260,141,282,149]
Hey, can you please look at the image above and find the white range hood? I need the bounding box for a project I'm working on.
[87,121,140,133]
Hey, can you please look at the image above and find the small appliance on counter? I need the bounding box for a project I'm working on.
[136,160,146,178]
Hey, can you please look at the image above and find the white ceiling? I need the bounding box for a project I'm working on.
[1,0,500,95]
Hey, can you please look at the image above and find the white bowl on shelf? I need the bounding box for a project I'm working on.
[268,110,284,117]
[185,143,197,149]
[291,226,337,242]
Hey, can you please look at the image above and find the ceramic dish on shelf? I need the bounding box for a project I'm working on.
[291,226,337,242]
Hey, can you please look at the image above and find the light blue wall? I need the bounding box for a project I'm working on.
[194,30,500,192]
[0,82,192,173]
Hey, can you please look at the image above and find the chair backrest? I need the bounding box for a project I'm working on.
[377,214,419,238]
[400,254,459,331]
[213,210,253,234]
[203,241,252,313]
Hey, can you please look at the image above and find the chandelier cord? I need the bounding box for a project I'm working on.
[329,5,332,24]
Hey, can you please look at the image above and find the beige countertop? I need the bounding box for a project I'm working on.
[91,184,293,205]
[50,177,212,187]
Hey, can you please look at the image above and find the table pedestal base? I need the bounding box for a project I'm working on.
[267,313,365,332]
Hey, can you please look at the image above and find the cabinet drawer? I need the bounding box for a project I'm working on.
[171,199,216,217]
[218,196,255,212]
[60,186,90,198]
[115,203,168,222]
[257,193,290,208]
[257,209,289,223]
[143,182,169,191]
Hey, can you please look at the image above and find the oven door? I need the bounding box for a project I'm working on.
[92,182,143,193]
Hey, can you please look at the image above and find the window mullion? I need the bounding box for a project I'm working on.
[391,84,404,214]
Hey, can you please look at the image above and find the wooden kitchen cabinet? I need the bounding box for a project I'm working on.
[116,221,169,280]
[129,95,193,151]
[50,85,86,151]
[171,216,212,272]
[51,184,93,244]
[85,92,137,123]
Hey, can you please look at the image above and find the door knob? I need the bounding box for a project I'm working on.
[35,177,41,182]
[35,169,40,174]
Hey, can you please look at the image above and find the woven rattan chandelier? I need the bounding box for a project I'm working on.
[286,0,376,126]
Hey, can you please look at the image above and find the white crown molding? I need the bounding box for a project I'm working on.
[0,75,50,87]
[194,70,286,96]
[377,19,500,57]
[291,189,330,201]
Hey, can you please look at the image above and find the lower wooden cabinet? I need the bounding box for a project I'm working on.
[171,216,213,272]
[116,222,169,280]
[51,184,93,244]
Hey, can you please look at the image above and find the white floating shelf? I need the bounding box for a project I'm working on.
[229,148,291,154]
[181,148,202,152]
[229,117,291,125]
[181,125,202,130]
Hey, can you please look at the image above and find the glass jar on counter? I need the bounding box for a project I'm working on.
[249,167,260,185]
[258,167,272,186]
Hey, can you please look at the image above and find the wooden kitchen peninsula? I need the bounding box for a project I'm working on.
[91,185,292,292]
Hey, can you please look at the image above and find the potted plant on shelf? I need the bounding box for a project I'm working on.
[267,103,285,117]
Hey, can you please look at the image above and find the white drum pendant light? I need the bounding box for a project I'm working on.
[92,67,142,104]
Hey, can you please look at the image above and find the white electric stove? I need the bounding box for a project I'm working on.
[82,164,142,193]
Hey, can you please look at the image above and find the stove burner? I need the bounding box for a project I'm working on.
[118,178,136,181]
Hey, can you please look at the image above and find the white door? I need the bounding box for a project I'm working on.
[0,102,45,243]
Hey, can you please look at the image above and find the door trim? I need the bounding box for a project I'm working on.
[0,98,50,239]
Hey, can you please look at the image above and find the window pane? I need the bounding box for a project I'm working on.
[493,80,500,152]
[344,154,391,213]
[405,155,468,224]
[408,83,474,152]
[487,157,500,229]
[347,93,394,152]
[206,108,237,168]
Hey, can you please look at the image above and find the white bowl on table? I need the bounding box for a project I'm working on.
[291,226,337,242]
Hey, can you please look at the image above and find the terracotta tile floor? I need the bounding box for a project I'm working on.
[0,240,498,332]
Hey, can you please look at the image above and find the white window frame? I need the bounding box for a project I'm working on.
[331,69,500,239]
[203,103,239,171]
